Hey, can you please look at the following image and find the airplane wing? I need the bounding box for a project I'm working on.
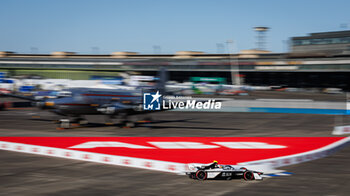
[97,102,141,115]
[0,92,36,101]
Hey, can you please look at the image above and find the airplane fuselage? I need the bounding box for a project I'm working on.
[46,88,143,116]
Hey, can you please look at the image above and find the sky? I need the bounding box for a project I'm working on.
[0,0,349,54]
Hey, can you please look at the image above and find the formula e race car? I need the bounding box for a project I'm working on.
[185,161,263,181]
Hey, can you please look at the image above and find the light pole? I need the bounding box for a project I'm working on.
[226,40,241,85]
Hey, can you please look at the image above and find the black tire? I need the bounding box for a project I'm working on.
[196,170,207,180]
[243,171,255,181]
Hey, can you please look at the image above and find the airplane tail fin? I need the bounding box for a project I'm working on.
[155,67,168,95]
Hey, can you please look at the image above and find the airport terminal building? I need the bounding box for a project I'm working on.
[1,30,350,90]
[291,30,350,55]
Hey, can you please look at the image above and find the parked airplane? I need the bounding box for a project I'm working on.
[1,68,169,128]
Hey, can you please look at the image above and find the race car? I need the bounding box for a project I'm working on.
[185,161,263,181]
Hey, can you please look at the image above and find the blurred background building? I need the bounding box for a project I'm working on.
[291,30,350,55]
[1,30,350,90]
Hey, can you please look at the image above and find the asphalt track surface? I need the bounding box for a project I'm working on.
[0,108,349,195]
[194,91,347,102]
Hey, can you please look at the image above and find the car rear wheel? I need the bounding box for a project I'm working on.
[196,170,207,180]
[243,171,255,181]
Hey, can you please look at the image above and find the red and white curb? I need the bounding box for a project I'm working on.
[0,141,186,174]
[238,137,350,169]
[0,137,349,174]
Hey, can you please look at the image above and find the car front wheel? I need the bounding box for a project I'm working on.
[243,171,255,181]
[196,170,207,180]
